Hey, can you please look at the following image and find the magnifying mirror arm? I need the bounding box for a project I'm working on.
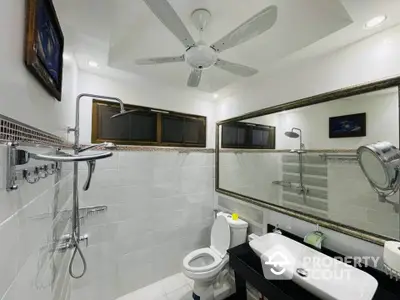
[366,178,399,212]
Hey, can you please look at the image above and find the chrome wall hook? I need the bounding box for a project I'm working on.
[38,166,48,179]
[46,164,57,175]
[23,168,40,184]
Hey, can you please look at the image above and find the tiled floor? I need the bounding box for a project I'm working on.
[116,273,194,300]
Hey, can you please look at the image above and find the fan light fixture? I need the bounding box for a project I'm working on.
[136,1,278,88]
[364,15,387,29]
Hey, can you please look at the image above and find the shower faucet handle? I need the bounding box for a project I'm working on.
[67,126,76,133]
[83,160,96,191]
[79,234,89,247]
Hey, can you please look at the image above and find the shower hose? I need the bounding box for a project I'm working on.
[68,232,87,279]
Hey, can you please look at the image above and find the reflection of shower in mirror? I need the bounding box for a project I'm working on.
[357,141,400,212]
[284,127,308,198]
[284,127,305,150]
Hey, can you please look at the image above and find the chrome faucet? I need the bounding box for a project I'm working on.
[273,224,282,235]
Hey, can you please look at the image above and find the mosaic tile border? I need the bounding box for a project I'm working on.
[0,114,66,146]
[92,144,215,153]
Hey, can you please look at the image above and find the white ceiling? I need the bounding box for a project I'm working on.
[54,0,400,95]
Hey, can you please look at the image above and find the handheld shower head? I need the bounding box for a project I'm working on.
[110,109,138,119]
[78,142,117,153]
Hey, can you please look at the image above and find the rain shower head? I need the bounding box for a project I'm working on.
[285,127,304,150]
[285,131,300,138]
[110,109,137,119]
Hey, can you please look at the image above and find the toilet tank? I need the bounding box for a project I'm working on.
[219,213,248,248]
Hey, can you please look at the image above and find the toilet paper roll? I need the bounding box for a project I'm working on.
[383,241,400,274]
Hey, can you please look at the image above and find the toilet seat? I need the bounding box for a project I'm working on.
[183,215,231,275]
[183,248,222,272]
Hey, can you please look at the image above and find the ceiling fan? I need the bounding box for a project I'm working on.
[136,0,278,88]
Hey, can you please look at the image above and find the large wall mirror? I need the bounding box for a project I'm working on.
[216,78,400,245]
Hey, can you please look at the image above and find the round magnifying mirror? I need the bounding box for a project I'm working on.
[357,142,400,191]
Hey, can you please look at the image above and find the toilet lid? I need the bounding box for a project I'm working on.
[210,215,230,257]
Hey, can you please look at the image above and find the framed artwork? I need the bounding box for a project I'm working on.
[329,113,366,138]
[24,0,64,101]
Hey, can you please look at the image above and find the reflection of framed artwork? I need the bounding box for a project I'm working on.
[24,0,64,101]
[329,113,366,138]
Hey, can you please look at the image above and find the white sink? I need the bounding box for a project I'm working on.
[249,233,378,300]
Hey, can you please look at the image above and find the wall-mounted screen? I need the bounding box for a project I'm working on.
[329,113,366,138]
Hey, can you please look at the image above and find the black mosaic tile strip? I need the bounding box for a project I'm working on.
[0,114,66,146]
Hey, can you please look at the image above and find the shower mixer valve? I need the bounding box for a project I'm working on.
[297,185,309,195]
[55,234,89,253]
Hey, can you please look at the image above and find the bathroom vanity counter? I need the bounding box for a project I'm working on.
[227,226,400,300]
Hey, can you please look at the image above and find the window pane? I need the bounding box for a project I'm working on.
[237,127,247,145]
[129,112,157,141]
[184,118,204,144]
[99,106,131,140]
[97,105,157,142]
[222,125,238,146]
[250,127,275,148]
[252,128,266,146]
[162,115,184,143]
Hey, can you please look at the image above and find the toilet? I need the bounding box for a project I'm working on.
[183,212,248,300]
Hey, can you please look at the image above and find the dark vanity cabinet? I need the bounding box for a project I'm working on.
[226,226,400,300]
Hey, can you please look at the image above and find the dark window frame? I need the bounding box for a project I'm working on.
[92,100,207,148]
[221,121,276,149]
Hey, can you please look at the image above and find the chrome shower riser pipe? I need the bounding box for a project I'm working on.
[70,94,125,238]
[68,93,126,279]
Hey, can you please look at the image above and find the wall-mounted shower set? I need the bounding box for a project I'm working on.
[273,127,309,199]
[4,93,134,279]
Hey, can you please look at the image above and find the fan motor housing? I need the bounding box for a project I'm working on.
[185,44,218,70]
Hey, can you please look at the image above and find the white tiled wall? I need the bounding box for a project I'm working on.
[70,150,215,300]
[219,152,281,205]
[0,146,73,300]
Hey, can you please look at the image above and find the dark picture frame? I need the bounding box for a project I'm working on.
[329,113,366,138]
[24,0,64,101]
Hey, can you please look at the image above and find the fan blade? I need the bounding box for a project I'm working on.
[215,59,258,77]
[187,69,202,87]
[136,55,185,65]
[211,5,277,53]
[143,0,196,48]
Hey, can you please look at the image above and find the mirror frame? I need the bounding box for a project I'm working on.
[215,76,400,246]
